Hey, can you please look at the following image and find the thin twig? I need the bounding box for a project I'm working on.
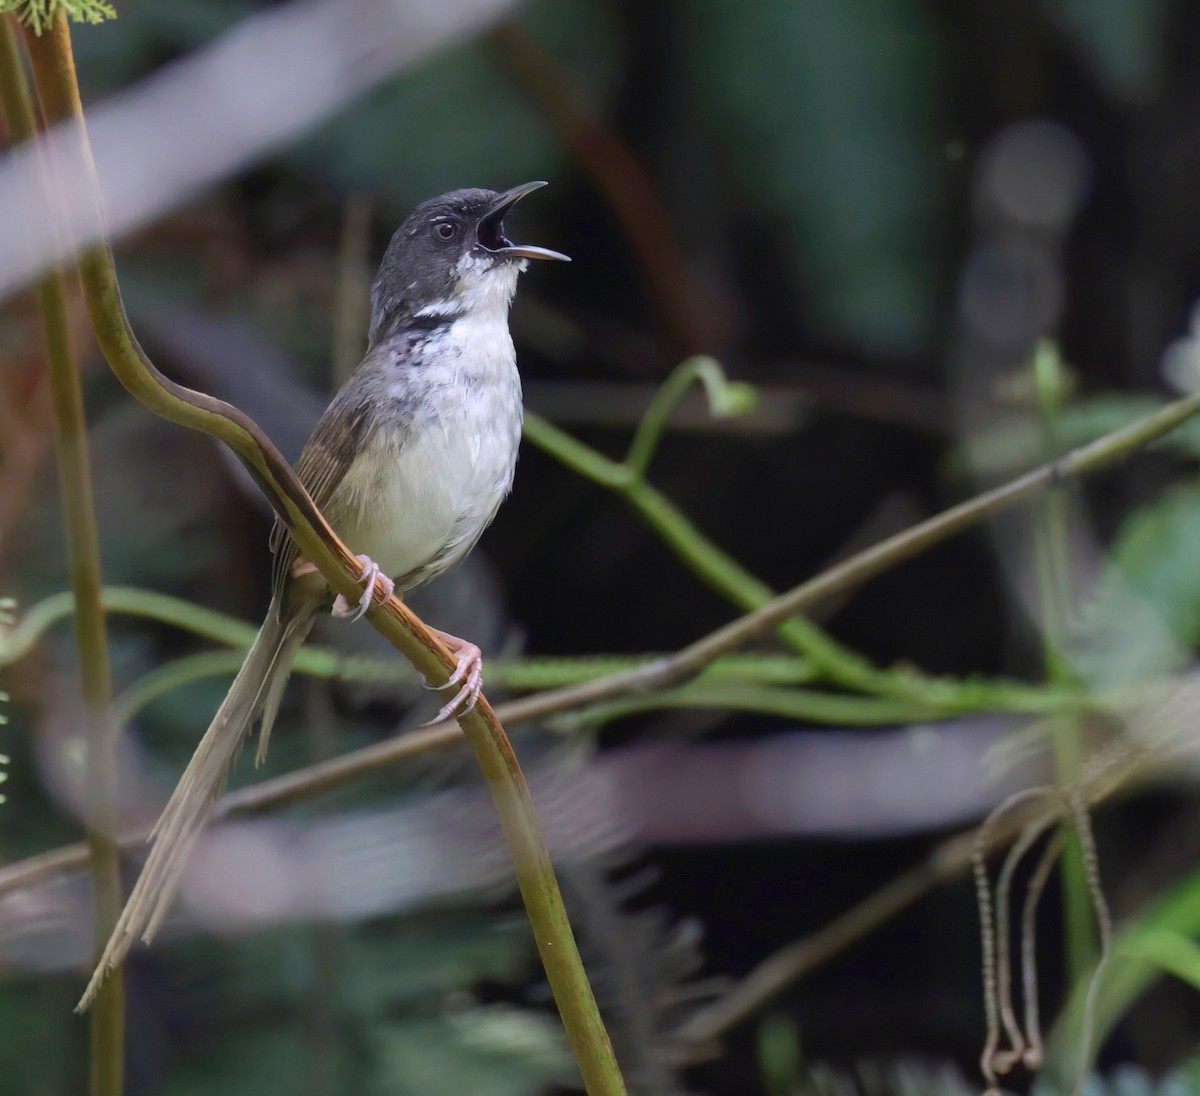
[672,808,1047,1048]
[1019,828,1065,1069]
[971,788,1057,1092]
[1070,789,1113,1096]
[0,15,124,1095]
[990,814,1058,1074]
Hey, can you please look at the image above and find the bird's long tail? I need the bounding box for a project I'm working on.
[78,597,315,1011]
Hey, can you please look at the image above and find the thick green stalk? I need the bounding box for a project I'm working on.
[0,15,124,1095]
[22,14,624,1092]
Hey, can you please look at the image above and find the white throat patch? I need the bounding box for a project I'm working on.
[454,251,526,318]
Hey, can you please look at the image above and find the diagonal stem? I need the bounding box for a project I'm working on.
[20,13,624,1093]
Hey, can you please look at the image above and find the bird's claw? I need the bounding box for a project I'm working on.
[423,637,483,724]
[332,554,395,622]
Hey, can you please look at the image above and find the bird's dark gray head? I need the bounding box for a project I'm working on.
[368,181,568,347]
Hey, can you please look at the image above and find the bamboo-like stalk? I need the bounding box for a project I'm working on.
[0,15,124,1095]
[19,13,625,1093]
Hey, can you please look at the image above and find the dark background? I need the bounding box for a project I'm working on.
[3,1,1200,1093]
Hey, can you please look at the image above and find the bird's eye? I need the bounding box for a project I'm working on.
[433,220,458,241]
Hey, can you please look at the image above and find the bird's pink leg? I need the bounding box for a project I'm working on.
[331,554,395,622]
[424,630,484,723]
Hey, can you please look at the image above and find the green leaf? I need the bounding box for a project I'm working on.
[366,1008,574,1096]
[1042,868,1200,1087]
[1119,928,1200,991]
[0,0,116,35]
[1072,480,1200,684]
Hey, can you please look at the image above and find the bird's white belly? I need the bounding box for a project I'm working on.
[334,324,522,588]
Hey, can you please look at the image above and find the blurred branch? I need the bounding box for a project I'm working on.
[331,192,372,382]
[21,14,623,1091]
[672,789,1104,1050]
[0,15,124,1093]
[489,18,719,354]
[673,829,983,1049]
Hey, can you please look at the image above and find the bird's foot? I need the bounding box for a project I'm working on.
[332,554,395,622]
[422,630,484,724]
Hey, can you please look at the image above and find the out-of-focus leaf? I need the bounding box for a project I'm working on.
[1042,868,1200,1088]
[290,0,619,205]
[687,0,942,357]
[366,1008,574,1096]
[956,395,1200,480]
[1119,928,1200,990]
[1046,0,1170,105]
[335,914,534,1015]
[1071,481,1200,684]
[170,911,533,1015]
[0,981,84,1094]
[165,1026,313,1096]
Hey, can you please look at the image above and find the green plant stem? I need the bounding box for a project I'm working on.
[525,410,884,688]
[22,15,624,1092]
[556,683,945,728]
[0,15,124,1095]
[1,585,817,692]
[5,584,1086,729]
[624,355,754,476]
[1032,343,1094,985]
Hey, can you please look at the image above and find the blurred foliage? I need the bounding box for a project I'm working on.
[8,0,1200,1092]
[0,0,116,34]
[1050,0,1171,103]
[292,0,619,207]
[155,912,577,1096]
[686,0,942,359]
[1074,480,1200,685]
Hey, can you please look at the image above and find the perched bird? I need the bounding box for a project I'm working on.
[80,182,569,1008]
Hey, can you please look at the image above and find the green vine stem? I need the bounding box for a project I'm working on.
[0,585,817,691]
[0,15,124,1096]
[1,585,1089,727]
[1031,341,1095,985]
[623,354,756,475]
[19,13,625,1093]
[524,409,887,688]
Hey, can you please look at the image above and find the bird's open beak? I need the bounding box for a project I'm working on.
[480,181,571,262]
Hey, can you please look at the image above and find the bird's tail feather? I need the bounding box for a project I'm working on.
[78,598,315,1012]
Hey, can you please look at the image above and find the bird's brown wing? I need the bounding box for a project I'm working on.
[268,385,375,616]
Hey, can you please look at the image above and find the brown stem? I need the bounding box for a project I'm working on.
[1,15,124,1095]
